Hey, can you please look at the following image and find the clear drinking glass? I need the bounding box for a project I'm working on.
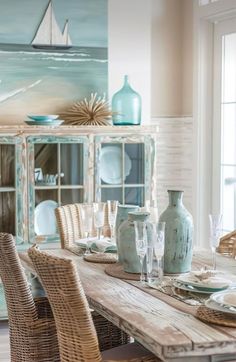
[209,214,222,270]
[145,200,159,223]
[93,202,106,241]
[147,222,165,286]
[107,200,118,244]
[134,220,148,285]
[80,204,93,255]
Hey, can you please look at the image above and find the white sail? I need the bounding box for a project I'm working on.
[31,1,71,46]
[62,20,72,46]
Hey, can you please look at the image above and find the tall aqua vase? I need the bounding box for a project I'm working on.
[159,190,193,274]
[118,211,150,273]
[115,204,139,263]
[112,75,142,125]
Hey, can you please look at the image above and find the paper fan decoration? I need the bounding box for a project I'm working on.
[62,93,112,126]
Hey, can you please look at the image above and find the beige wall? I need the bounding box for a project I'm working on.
[182,0,193,116]
[151,0,193,117]
[108,0,152,123]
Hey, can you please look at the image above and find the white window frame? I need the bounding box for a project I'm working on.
[212,18,236,223]
[193,0,236,249]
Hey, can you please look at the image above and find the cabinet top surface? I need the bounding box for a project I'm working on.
[0,124,158,135]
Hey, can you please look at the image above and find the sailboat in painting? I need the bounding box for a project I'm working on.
[31,0,72,50]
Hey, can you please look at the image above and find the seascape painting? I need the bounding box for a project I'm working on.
[0,0,108,124]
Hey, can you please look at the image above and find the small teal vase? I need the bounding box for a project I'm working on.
[118,211,150,273]
[159,190,193,274]
[115,204,139,263]
[112,75,142,125]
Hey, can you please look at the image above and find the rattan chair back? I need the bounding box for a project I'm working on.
[0,233,59,361]
[55,203,82,249]
[0,233,38,323]
[217,230,236,258]
[55,203,110,249]
[28,245,102,362]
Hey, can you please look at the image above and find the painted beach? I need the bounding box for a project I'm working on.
[0,44,107,123]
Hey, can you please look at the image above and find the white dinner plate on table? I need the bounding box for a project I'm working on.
[99,146,132,184]
[210,290,236,308]
[205,298,236,317]
[175,272,230,291]
[34,200,58,235]
[173,281,216,294]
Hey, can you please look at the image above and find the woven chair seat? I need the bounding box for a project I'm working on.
[0,233,59,361]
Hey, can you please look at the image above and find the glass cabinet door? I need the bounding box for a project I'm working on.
[94,135,156,206]
[27,136,89,243]
[0,137,24,244]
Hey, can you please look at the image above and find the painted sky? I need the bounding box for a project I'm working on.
[0,0,107,47]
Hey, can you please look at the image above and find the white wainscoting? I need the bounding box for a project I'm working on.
[151,117,193,216]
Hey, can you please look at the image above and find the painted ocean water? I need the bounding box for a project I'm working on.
[0,44,107,123]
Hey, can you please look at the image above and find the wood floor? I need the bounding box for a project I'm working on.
[0,321,10,361]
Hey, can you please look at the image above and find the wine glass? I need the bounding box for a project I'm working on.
[107,200,118,244]
[93,202,106,241]
[80,204,93,255]
[134,220,148,285]
[209,214,222,270]
[147,222,165,285]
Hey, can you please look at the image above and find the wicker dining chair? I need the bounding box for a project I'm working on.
[55,203,129,351]
[55,203,110,250]
[0,233,59,362]
[28,246,160,362]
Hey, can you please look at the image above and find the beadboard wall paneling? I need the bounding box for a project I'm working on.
[151,117,193,215]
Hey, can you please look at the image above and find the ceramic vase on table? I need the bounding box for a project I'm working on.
[115,204,140,263]
[118,211,150,273]
[159,190,193,274]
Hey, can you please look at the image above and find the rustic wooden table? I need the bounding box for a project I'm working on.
[19,249,236,362]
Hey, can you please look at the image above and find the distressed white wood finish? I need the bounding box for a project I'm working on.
[0,125,158,244]
[0,124,158,135]
[19,249,236,362]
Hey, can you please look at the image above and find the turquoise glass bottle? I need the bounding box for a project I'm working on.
[112,75,142,125]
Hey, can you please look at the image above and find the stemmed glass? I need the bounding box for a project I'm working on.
[93,202,106,241]
[134,220,148,285]
[209,214,222,270]
[80,204,93,255]
[147,222,165,286]
[107,200,118,244]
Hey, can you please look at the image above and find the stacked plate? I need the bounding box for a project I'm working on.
[205,290,236,317]
[174,270,234,294]
[25,115,64,126]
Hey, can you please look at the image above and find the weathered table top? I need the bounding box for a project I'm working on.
[19,249,236,362]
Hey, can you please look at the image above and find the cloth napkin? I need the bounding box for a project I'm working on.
[189,270,232,289]
[222,292,236,307]
[75,237,117,253]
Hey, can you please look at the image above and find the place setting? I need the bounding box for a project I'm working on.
[73,201,119,263]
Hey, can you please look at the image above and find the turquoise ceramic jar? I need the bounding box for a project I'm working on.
[115,204,139,263]
[159,190,193,274]
[118,211,150,273]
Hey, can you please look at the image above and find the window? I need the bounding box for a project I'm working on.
[213,18,236,233]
